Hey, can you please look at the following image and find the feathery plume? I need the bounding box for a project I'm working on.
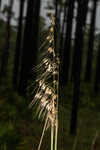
[29,14,59,150]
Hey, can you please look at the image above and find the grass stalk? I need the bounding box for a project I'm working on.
[55,119,58,150]
[51,124,54,150]
[38,116,48,150]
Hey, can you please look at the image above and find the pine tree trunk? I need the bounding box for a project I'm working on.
[60,1,67,54]
[71,0,89,81]
[13,0,25,89]
[61,0,75,85]
[19,0,41,95]
[59,1,67,85]
[0,0,13,79]
[0,0,2,8]
[85,0,98,82]
[94,43,100,93]
[70,0,89,135]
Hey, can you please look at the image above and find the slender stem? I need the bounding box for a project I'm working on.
[55,119,58,150]
[51,14,59,150]
[55,58,59,150]
[51,124,54,150]
[38,116,48,150]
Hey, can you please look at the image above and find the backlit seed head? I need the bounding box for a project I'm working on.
[39,80,43,86]
[48,47,53,53]
[47,64,52,72]
[52,94,57,100]
[41,97,46,103]
[41,84,46,90]
[50,27,54,33]
[46,103,52,111]
[46,36,51,40]
[45,87,52,95]
[53,80,57,84]
[45,62,49,66]
[53,71,58,75]
[49,39,53,43]
[41,101,48,107]
[43,58,48,64]
[51,107,57,115]
[35,93,42,99]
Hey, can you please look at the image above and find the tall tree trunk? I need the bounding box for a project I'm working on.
[59,1,67,86]
[85,0,98,82]
[94,43,100,93]
[0,0,2,8]
[0,0,14,79]
[61,0,75,85]
[60,1,67,54]
[70,0,89,135]
[71,0,89,80]
[13,0,25,89]
[55,0,58,18]
[58,2,63,30]
[19,0,41,95]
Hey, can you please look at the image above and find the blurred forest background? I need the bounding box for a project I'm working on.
[0,0,100,149]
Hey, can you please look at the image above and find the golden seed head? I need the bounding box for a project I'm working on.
[50,27,54,33]
[41,84,46,90]
[46,36,51,40]
[48,47,54,53]
[41,101,48,107]
[43,58,48,63]
[41,97,46,103]
[47,64,52,72]
[53,80,57,84]
[45,87,52,94]
[35,93,41,99]
[39,80,43,86]
[49,39,53,43]
[52,94,57,100]
[53,71,58,75]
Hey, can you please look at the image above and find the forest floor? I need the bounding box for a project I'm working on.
[0,82,100,150]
